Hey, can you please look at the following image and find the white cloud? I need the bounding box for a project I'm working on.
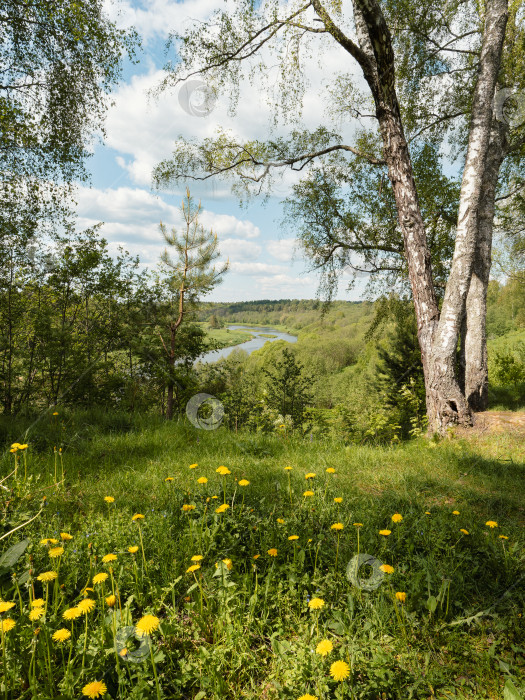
[218,239,262,262]
[229,262,285,275]
[257,273,313,294]
[74,185,263,266]
[105,0,226,43]
[266,238,297,262]
[199,211,260,239]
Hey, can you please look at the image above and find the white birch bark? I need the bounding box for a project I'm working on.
[426,0,508,432]
[462,120,507,411]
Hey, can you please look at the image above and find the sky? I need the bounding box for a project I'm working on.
[76,0,371,302]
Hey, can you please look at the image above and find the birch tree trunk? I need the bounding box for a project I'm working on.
[350,0,440,390]
[425,0,508,432]
[463,120,507,411]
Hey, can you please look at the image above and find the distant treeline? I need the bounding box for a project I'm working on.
[198,299,372,331]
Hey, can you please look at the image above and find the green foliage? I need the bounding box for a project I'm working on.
[0,0,135,240]
[0,417,523,698]
[263,348,312,429]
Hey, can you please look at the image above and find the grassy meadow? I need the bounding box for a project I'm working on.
[0,412,523,699]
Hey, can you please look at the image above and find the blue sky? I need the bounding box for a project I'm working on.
[77,0,372,302]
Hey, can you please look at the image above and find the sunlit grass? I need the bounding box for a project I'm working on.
[0,415,523,699]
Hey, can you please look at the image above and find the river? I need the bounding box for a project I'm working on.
[195,325,297,364]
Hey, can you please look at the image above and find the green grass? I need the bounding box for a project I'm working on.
[0,413,524,699]
[198,323,253,348]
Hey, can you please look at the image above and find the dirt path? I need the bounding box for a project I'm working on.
[470,410,525,435]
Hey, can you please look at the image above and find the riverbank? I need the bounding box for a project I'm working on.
[198,322,254,348]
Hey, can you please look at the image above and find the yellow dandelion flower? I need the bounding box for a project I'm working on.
[253,554,260,560]
[186,564,201,573]
[0,619,15,633]
[379,564,394,574]
[277,518,285,524]
[29,607,45,621]
[182,504,196,512]
[334,497,343,503]
[9,448,17,453]
[305,473,316,479]
[119,647,128,657]
[40,538,59,546]
[330,660,350,682]
[308,598,325,610]
[330,523,344,531]
[102,554,117,563]
[128,546,139,554]
[48,546,64,558]
[37,571,58,583]
[353,523,363,528]
[60,532,73,541]
[105,595,116,607]
[52,628,71,643]
[215,504,229,514]
[379,530,391,536]
[486,520,498,528]
[452,510,460,515]
[52,412,59,416]
[132,514,144,521]
[425,511,431,515]
[104,496,115,503]
[499,535,509,540]
[284,466,292,471]
[460,529,469,535]
[395,592,406,603]
[326,468,335,474]
[315,639,333,656]
[267,548,278,557]
[238,479,250,486]
[164,477,174,482]
[18,444,28,450]
[136,614,160,636]
[216,466,231,475]
[0,602,15,614]
[197,477,208,484]
[82,680,107,698]
[298,695,318,700]
[303,491,314,497]
[222,558,233,570]
[391,513,403,523]
[93,573,108,585]
[189,463,198,469]
[77,599,95,614]
[191,555,204,562]
[288,535,299,541]
[31,599,44,608]
[62,607,82,621]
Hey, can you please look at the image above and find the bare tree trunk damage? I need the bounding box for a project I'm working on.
[426,0,508,432]
[463,121,507,411]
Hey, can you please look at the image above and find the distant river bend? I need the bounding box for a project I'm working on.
[195,325,297,365]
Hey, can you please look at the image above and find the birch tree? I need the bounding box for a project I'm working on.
[152,0,514,432]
